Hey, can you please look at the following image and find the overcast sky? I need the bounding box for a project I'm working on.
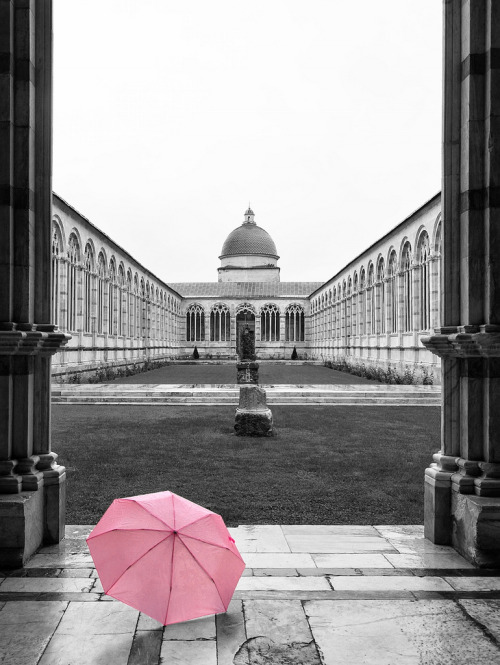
[53,1,442,284]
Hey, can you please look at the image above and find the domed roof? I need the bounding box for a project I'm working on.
[220,208,279,259]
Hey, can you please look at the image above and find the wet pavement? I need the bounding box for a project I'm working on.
[1,524,500,664]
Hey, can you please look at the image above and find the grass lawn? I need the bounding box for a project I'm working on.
[52,405,440,526]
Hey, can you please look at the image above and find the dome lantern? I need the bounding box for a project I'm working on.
[244,205,255,225]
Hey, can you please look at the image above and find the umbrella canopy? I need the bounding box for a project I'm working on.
[86,491,245,625]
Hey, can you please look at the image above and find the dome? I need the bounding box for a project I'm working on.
[220,209,279,259]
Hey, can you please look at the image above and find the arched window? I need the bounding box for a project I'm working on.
[417,232,431,331]
[108,259,117,335]
[285,304,305,342]
[332,287,337,338]
[145,282,151,338]
[261,303,280,341]
[432,220,442,329]
[352,273,358,336]
[401,242,413,332]
[368,264,375,334]
[359,269,366,336]
[347,277,352,338]
[96,253,106,334]
[388,250,398,333]
[376,258,385,334]
[127,269,134,337]
[67,233,80,332]
[186,304,205,341]
[140,279,146,336]
[83,243,94,333]
[134,275,140,338]
[210,303,230,341]
[117,264,125,336]
[51,223,62,326]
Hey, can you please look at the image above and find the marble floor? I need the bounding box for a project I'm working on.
[2,525,500,664]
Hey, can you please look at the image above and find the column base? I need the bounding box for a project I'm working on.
[0,490,44,568]
[452,493,500,567]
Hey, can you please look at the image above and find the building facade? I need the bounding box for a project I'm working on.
[51,194,183,378]
[309,194,442,380]
[51,196,442,380]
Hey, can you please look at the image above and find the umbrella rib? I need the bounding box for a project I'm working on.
[129,499,175,531]
[177,535,226,611]
[163,531,176,626]
[89,527,168,539]
[106,532,174,595]
[178,532,234,552]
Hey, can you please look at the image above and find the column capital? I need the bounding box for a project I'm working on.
[0,323,71,356]
[422,327,500,358]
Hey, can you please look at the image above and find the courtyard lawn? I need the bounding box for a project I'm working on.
[52,405,440,526]
[108,363,378,385]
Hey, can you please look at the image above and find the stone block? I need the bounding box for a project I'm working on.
[238,385,268,411]
[234,409,274,437]
[43,471,66,544]
[424,475,452,545]
[236,362,259,385]
[452,493,500,567]
[0,490,44,568]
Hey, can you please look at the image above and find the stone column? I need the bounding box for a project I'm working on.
[0,0,69,567]
[422,0,500,566]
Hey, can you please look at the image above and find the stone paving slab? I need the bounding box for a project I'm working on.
[1,525,499,664]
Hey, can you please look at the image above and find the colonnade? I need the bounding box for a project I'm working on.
[309,209,442,371]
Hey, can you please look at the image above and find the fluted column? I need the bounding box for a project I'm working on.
[422,0,500,566]
[0,0,69,567]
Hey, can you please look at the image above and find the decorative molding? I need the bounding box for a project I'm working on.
[0,323,71,356]
[422,325,500,358]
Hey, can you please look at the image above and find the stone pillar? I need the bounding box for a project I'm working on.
[0,0,69,567]
[422,0,500,566]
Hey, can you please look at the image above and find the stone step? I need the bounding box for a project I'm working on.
[52,394,440,406]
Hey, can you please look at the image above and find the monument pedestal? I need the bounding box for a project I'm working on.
[235,386,274,437]
[0,491,45,568]
[451,494,500,568]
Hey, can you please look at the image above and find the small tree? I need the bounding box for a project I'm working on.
[291,346,298,360]
[192,346,199,360]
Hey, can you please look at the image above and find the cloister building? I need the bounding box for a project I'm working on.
[3,0,499,574]
[51,194,442,381]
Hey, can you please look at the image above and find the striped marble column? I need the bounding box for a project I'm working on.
[0,0,69,567]
[422,0,500,566]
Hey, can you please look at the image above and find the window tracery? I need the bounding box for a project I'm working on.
[285,304,304,342]
[186,304,205,341]
[67,233,80,332]
[260,303,280,342]
[210,303,230,342]
[83,244,94,333]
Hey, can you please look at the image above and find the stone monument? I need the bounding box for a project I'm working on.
[235,326,273,436]
[236,326,259,384]
[235,386,274,437]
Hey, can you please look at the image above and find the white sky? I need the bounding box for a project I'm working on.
[53,1,442,284]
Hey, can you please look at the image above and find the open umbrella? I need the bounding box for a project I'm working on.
[86,491,245,625]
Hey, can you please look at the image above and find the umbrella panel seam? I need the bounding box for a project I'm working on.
[105,532,174,595]
[177,535,227,612]
[178,531,238,554]
[164,531,177,625]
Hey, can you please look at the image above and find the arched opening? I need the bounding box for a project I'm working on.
[236,304,255,356]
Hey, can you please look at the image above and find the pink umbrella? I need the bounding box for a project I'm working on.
[86,491,245,625]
